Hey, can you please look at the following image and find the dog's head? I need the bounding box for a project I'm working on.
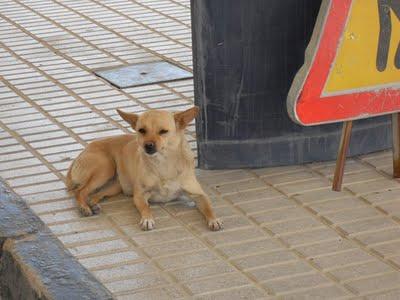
[117,107,199,156]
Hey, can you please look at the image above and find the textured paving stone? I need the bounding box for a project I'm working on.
[346,179,400,196]
[141,238,204,258]
[216,238,282,259]
[203,227,267,247]
[365,289,400,300]
[236,197,295,216]
[277,178,330,196]
[322,207,382,225]
[296,239,356,258]
[329,261,393,282]
[193,286,266,300]
[104,273,169,293]
[213,178,267,195]
[233,250,298,270]
[248,261,314,282]
[347,272,400,294]
[354,228,400,246]
[282,285,350,299]
[170,260,235,282]
[223,187,283,204]
[116,285,187,299]
[362,189,400,204]
[155,249,218,270]
[250,206,310,225]
[2,1,400,298]
[93,262,157,282]
[308,198,368,217]
[263,170,316,186]
[265,217,324,235]
[293,188,353,204]
[79,250,141,270]
[264,273,331,295]
[338,217,398,236]
[183,273,251,295]
[311,249,376,270]
[280,228,340,247]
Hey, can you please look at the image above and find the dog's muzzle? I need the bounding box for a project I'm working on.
[144,142,157,155]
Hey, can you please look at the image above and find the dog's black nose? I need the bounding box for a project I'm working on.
[144,142,156,154]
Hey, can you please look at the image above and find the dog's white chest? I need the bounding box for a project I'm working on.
[150,179,182,203]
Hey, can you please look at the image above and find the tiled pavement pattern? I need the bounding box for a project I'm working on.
[1,1,400,299]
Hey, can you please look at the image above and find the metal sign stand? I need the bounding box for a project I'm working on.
[392,113,400,177]
[332,121,353,191]
[333,113,400,191]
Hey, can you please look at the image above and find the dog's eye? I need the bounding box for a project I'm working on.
[138,128,146,134]
[159,129,168,135]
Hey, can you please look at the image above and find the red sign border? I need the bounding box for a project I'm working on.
[287,0,400,126]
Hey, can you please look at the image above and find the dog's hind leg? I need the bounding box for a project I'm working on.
[75,166,115,216]
[89,180,122,213]
[69,150,115,216]
[75,183,94,217]
[76,173,112,216]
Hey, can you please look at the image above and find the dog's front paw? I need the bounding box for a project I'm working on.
[208,218,223,231]
[140,217,155,231]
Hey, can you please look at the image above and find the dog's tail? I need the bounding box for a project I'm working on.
[66,161,79,192]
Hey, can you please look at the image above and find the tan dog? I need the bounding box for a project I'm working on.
[66,107,222,231]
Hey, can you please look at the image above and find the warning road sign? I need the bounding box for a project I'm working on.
[287,0,400,126]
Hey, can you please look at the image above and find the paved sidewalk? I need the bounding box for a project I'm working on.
[1,0,400,299]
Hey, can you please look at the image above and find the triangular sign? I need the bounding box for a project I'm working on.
[287,0,400,126]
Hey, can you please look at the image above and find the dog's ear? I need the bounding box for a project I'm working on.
[174,106,199,130]
[117,109,139,129]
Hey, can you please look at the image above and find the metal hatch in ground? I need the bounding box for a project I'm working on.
[94,61,192,88]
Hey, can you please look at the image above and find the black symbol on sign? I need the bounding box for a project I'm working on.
[376,0,400,72]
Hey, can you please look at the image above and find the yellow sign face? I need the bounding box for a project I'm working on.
[324,0,400,95]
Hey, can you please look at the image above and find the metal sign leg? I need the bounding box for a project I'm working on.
[332,121,353,191]
[392,113,400,177]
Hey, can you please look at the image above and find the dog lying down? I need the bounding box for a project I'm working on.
[66,106,223,231]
